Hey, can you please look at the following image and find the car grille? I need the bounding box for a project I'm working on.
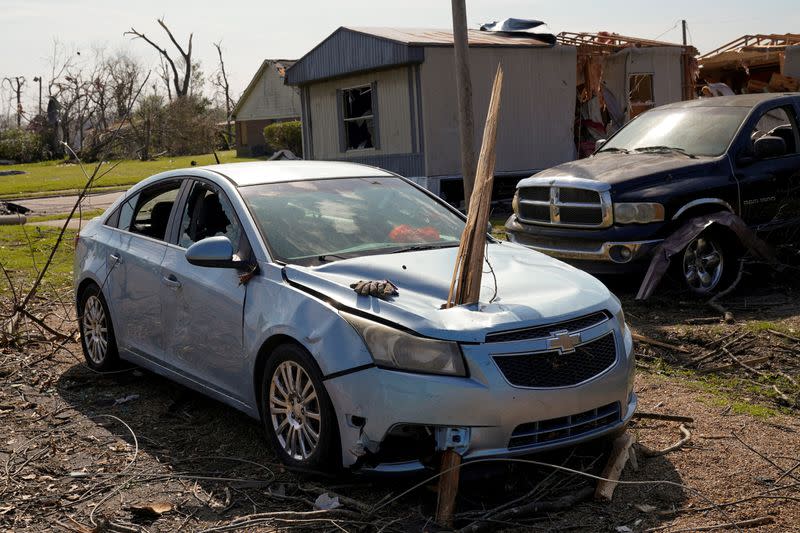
[493,332,617,388]
[485,311,610,343]
[517,185,610,228]
[508,402,621,449]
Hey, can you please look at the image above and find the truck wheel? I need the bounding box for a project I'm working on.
[680,230,737,295]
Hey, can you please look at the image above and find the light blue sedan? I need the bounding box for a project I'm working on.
[74,161,636,472]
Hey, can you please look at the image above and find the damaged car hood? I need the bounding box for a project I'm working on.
[524,152,718,189]
[282,243,616,342]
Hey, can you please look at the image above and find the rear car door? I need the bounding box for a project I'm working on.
[734,104,800,228]
[160,179,249,401]
[104,179,184,360]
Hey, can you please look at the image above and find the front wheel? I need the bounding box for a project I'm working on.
[261,344,339,470]
[680,231,738,295]
[78,284,120,371]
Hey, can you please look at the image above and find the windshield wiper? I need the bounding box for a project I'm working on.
[317,253,350,263]
[634,146,697,158]
[598,147,629,154]
[389,242,460,254]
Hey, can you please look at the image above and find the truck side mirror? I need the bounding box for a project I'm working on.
[754,135,787,159]
[595,139,607,150]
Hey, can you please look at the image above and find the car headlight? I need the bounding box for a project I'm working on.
[615,307,626,329]
[613,202,665,224]
[341,312,467,376]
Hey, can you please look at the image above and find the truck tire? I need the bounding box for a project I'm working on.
[679,229,739,295]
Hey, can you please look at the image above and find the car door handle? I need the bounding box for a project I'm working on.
[162,274,182,289]
[109,253,122,264]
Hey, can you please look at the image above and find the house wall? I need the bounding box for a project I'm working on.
[419,45,577,177]
[236,118,288,157]
[603,47,684,122]
[305,66,424,175]
[236,64,302,121]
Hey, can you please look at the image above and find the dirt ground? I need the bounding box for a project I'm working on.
[1,269,800,532]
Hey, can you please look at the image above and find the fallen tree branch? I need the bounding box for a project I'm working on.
[707,260,745,323]
[639,424,692,457]
[646,516,774,532]
[698,355,770,374]
[632,332,692,354]
[633,412,694,423]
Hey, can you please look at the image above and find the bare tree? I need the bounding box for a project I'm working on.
[211,41,236,149]
[126,18,193,99]
[2,76,26,127]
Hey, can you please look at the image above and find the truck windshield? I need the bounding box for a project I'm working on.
[599,106,750,157]
[240,177,465,265]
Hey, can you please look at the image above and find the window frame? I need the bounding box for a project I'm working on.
[337,82,380,152]
[739,103,800,161]
[171,177,251,258]
[102,179,185,244]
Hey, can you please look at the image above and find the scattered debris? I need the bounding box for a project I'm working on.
[595,431,636,502]
[128,501,173,518]
[313,493,341,511]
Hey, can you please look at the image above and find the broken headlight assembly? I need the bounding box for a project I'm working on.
[613,202,664,224]
[341,312,467,377]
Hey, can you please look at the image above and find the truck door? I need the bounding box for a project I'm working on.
[733,104,800,230]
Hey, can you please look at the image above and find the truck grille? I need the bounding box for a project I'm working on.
[517,184,611,228]
[485,311,610,343]
[493,332,617,388]
[508,402,621,449]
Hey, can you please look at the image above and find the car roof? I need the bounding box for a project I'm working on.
[200,160,395,187]
[658,93,799,110]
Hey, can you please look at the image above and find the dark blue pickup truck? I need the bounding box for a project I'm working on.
[506,93,800,294]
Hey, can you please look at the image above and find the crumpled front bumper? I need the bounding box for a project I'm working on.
[505,215,664,273]
[324,319,636,472]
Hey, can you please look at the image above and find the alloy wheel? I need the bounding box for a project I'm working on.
[682,236,724,294]
[82,295,109,364]
[269,360,322,461]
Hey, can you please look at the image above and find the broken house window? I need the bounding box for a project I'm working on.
[629,74,655,119]
[340,85,377,151]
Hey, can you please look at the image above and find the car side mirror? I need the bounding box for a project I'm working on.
[595,139,607,150]
[185,236,237,268]
[754,135,787,159]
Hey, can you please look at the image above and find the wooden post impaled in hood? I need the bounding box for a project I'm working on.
[446,64,504,308]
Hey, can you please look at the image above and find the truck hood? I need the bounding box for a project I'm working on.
[283,242,618,342]
[523,152,717,189]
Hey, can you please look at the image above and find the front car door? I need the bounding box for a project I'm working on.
[160,178,250,403]
[733,102,800,231]
[104,179,184,360]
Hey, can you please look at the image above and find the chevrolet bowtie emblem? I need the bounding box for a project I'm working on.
[547,330,581,353]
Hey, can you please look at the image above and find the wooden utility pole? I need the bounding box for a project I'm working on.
[451,0,477,208]
[681,20,688,46]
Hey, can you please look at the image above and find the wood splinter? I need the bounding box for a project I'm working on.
[595,431,636,502]
[436,449,463,528]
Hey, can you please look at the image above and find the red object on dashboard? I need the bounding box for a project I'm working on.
[389,224,440,243]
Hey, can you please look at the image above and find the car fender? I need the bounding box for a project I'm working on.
[243,263,373,396]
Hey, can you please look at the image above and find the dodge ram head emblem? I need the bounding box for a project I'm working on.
[547,330,581,354]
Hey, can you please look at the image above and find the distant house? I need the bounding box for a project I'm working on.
[233,60,301,157]
[285,27,577,204]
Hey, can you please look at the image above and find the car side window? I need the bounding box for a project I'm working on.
[177,182,242,253]
[751,106,800,155]
[129,182,181,241]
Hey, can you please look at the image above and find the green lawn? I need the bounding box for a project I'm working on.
[0,224,76,296]
[0,150,259,198]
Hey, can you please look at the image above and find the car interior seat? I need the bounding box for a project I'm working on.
[148,201,173,240]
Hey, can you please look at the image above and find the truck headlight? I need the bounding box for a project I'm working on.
[613,202,665,224]
[512,190,520,215]
[341,312,467,377]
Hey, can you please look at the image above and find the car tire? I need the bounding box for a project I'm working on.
[78,283,120,371]
[679,229,739,296]
[261,343,340,470]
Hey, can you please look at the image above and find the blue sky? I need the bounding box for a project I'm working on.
[1,0,798,110]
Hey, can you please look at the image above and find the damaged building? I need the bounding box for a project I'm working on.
[557,32,698,157]
[284,26,577,206]
[699,34,800,94]
[284,26,697,204]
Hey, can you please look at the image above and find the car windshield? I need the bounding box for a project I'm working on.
[240,177,465,265]
[599,106,750,157]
